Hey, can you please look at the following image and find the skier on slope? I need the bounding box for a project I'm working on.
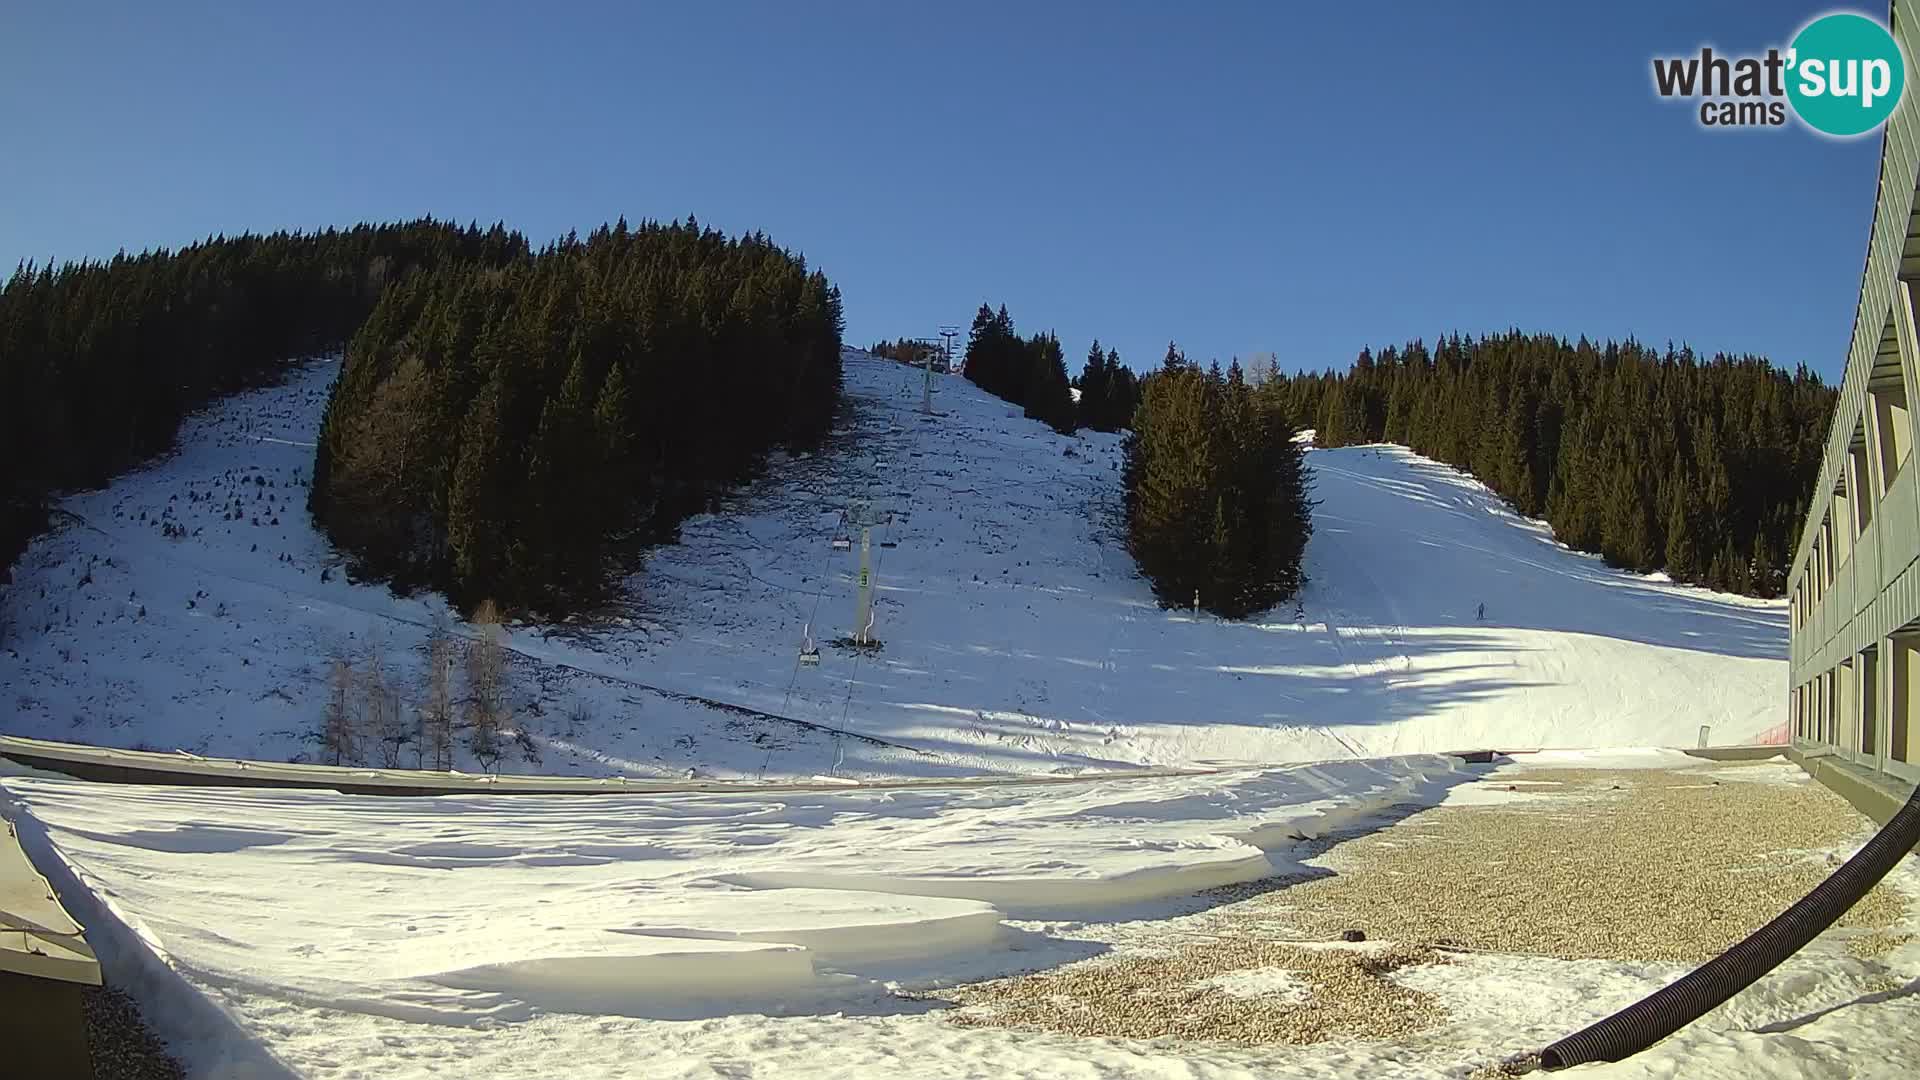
[1476,601,1486,621]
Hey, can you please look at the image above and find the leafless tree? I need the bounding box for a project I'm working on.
[362,641,407,768]
[419,621,455,771]
[465,599,507,772]
[1244,351,1280,388]
[323,655,360,765]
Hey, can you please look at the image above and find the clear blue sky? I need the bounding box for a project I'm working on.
[0,1,1884,380]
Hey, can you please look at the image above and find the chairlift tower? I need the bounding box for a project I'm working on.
[928,326,958,413]
[939,325,960,372]
[845,499,889,644]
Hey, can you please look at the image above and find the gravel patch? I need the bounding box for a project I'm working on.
[1239,764,1905,964]
[942,760,1907,1049]
[946,941,1447,1045]
[1849,931,1916,960]
[83,985,186,1080]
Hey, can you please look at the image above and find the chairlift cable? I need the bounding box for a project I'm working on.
[834,366,912,730]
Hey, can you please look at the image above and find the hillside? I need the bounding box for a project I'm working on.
[0,349,1787,777]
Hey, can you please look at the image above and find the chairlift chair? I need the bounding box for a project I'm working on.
[799,623,821,665]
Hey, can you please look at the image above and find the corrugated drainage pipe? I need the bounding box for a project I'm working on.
[1540,781,1920,1070]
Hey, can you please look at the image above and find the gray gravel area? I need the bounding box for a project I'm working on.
[941,760,1909,1048]
[1246,763,1905,964]
[948,940,1448,1044]
[84,984,185,1080]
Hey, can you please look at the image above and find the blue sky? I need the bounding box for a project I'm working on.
[0,1,1885,379]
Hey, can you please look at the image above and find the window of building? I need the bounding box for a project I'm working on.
[1839,656,1858,751]
[1892,631,1919,763]
[1849,426,1874,533]
[1862,646,1880,757]
[1832,490,1853,564]
[1871,308,1910,495]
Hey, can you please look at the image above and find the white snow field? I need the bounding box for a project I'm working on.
[3,753,1915,1079]
[0,349,1893,1078]
[0,348,1786,780]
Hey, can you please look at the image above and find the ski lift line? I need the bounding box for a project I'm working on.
[782,507,849,711]
[818,352,924,731]
[835,475,898,732]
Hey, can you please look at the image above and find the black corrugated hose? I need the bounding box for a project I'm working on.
[1539,779,1920,1070]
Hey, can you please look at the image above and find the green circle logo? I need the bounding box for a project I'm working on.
[1787,13,1906,136]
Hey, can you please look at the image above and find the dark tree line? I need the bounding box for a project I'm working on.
[869,337,942,366]
[1266,332,1834,597]
[962,304,1077,434]
[1075,340,1141,433]
[1125,345,1314,617]
[310,218,844,613]
[0,220,528,581]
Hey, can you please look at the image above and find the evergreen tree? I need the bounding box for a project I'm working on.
[2,219,530,579]
[312,218,844,613]
[964,306,1092,434]
[1664,467,1699,582]
[1264,331,1832,598]
[1127,366,1218,608]
[1125,353,1313,617]
[1078,340,1111,431]
[1023,332,1076,434]
[1106,349,1140,430]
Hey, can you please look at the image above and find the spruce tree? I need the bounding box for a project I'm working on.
[1125,352,1313,617]
[309,218,844,612]
[1258,330,1832,597]
[1078,340,1111,431]
[1106,349,1139,430]
[1023,333,1076,434]
[1663,464,1698,581]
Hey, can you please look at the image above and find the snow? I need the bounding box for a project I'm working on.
[1694,759,1802,785]
[6,753,1917,1079]
[1434,776,1570,806]
[0,348,1835,1077]
[1390,929,1920,1080]
[1191,966,1311,1003]
[3,755,1475,1073]
[1500,747,1717,770]
[0,350,1787,782]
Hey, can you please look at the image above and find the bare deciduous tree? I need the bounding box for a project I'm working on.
[323,655,360,765]
[420,621,455,771]
[362,641,407,768]
[465,599,506,772]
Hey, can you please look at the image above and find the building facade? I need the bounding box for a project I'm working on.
[1788,1,1920,791]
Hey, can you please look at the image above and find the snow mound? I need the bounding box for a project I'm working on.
[417,933,818,1009]
[607,888,1006,967]
[0,754,1468,1040]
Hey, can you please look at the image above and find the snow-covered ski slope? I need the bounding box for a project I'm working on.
[0,349,1786,778]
